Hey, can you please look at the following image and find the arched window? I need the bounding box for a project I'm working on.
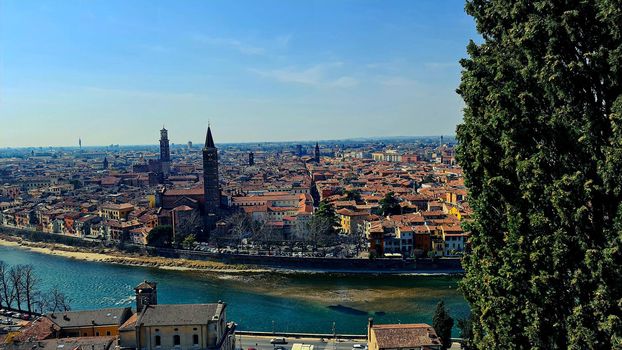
[173,335,181,346]
[155,335,161,347]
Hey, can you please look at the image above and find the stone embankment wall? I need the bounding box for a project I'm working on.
[154,246,463,272]
[0,226,463,273]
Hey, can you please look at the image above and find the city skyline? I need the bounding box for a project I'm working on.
[1,0,479,148]
[0,131,453,149]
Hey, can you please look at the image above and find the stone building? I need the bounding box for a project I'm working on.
[119,281,236,350]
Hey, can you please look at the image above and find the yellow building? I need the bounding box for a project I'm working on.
[47,307,133,338]
[336,208,369,235]
[99,203,134,220]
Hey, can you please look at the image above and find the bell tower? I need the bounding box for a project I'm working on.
[135,280,158,312]
[203,125,220,231]
[160,127,171,177]
[314,142,320,163]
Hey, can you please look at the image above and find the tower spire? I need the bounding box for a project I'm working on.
[205,125,215,148]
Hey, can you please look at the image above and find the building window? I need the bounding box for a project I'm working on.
[173,335,181,346]
[96,332,100,336]
[155,335,161,347]
[193,334,199,346]
[106,331,111,336]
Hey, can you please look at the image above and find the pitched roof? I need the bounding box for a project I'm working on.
[136,303,224,327]
[135,280,157,291]
[7,336,117,350]
[371,323,442,349]
[47,307,131,328]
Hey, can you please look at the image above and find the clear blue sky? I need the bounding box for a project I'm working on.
[0,0,479,147]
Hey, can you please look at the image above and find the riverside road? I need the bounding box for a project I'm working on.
[236,335,366,350]
[235,335,462,350]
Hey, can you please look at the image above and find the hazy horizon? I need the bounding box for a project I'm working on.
[0,133,454,150]
[1,0,478,147]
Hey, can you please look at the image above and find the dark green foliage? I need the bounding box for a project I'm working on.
[457,0,622,348]
[344,190,362,203]
[69,179,82,189]
[316,200,340,232]
[433,300,454,349]
[146,225,173,247]
[379,192,401,216]
[457,315,474,350]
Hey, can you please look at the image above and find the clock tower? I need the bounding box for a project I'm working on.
[135,280,158,312]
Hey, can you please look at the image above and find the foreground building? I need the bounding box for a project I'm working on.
[367,319,442,350]
[118,281,236,350]
[48,307,133,338]
[4,281,236,350]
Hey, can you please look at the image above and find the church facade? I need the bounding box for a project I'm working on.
[155,126,221,235]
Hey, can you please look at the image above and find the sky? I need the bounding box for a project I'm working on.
[0,0,479,147]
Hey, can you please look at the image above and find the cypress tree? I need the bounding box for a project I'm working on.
[433,300,454,349]
[457,0,622,348]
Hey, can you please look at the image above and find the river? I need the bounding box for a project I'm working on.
[0,246,469,336]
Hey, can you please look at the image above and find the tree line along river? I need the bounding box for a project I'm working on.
[0,245,469,336]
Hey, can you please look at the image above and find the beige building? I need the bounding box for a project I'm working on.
[367,319,442,350]
[119,281,236,350]
[99,203,134,220]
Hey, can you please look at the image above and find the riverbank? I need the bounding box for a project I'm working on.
[0,229,464,275]
[0,236,271,273]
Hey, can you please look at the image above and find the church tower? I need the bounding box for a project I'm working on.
[314,142,320,163]
[160,127,171,177]
[248,151,255,166]
[203,125,220,231]
[135,280,157,312]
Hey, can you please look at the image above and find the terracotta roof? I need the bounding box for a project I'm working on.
[165,187,204,196]
[371,323,442,349]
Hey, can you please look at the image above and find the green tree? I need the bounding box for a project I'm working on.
[146,225,173,247]
[379,192,401,216]
[344,189,362,203]
[457,1,622,348]
[182,234,196,250]
[315,200,339,233]
[457,315,474,350]
[432,300,454,349]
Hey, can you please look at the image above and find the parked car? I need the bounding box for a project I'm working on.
[270,338,287,345]
[352,344,367,349]
[274,346,287,350]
